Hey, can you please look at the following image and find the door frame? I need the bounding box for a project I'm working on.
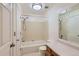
[11,3,21,56]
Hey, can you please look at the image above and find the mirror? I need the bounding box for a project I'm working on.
[59,4,79,45]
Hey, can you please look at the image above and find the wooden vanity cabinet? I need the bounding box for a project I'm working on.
[45,46,59,56]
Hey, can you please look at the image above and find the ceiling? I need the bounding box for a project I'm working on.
[20,3,54,16]
[20,3,77,16]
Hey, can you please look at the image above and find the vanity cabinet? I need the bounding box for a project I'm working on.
[45,46,59,56]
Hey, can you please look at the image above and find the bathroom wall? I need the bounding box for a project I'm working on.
[47,5,79,55]
[21,16,48,42]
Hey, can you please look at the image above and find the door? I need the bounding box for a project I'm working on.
[0,4,12,56]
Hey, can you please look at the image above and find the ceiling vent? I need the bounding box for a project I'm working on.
[45,6,48,9]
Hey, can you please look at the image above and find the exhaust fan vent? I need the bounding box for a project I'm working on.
[45,6,48,9]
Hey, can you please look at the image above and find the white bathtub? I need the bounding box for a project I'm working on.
[20,40,47,56]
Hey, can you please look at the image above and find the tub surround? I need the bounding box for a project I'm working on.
[21,17,48,42]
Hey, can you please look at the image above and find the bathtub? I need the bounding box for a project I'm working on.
[20,40,47,56]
